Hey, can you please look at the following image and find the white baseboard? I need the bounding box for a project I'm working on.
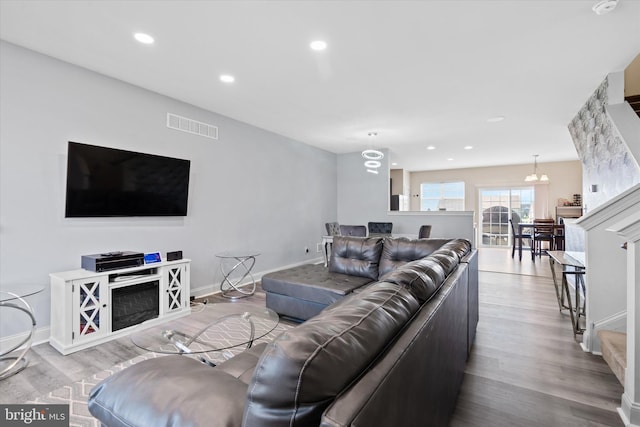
[581,342,595,354]
[0,326,51,353]
[589,310,627,353]
[619,393,640,427]
[190,257,324,299]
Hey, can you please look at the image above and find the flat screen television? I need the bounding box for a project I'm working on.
[65,141,191,217]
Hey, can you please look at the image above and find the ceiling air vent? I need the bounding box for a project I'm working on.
[167,113,218,140]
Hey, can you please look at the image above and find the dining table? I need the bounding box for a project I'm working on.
[518,222,564,261]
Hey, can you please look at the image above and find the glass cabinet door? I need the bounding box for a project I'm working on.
[163,264,187,314]
[73,277,107,342]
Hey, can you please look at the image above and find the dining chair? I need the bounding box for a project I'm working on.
[418,225,432,238]
[325,222,341,236]
[554,218,566,251]
[367,222,393,237]
[509,219,531,261]
[339,225,367,237]
[532,218,555,259]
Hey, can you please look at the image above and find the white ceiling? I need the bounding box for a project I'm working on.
[1,0,639,171]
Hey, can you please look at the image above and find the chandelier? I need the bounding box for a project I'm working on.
[524,154,549,182]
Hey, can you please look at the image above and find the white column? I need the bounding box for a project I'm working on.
[608,211,640,427]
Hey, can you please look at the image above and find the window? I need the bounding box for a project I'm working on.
[420,182,465,211]
[479,187,534,247]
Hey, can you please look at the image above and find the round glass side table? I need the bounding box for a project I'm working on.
[0,284,43,380]
[215,251,260,299]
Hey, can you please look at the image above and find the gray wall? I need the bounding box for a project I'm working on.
[337,150,390,224]
[337,151,475,242]
[0,41,337,332]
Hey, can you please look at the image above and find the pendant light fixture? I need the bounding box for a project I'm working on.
[362,132,384,174]
[524,155,549,182]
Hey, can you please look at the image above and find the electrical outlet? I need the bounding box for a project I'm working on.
[316,243,322,253]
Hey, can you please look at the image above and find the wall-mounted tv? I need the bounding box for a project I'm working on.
[65,142,191,217]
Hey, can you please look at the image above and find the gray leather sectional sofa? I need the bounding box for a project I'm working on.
[88,236,477,427]
[262,236,475,321]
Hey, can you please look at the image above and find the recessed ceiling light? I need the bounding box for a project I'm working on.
[220,75,235,83]
[487,116,505,123]
[464,146,473,150]
[134,32,154,44]
[310,40,327,51]
[447,158,454,161]
[391,162,398,166]
[426,146,436,150]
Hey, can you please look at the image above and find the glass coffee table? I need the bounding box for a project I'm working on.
[131,303,279,366]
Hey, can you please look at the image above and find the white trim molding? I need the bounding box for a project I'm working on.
[607,205,640,427]
[577,184,640,231]
[575,184,640,353]
[590,310,627,354]
[619,394,640,427]
[0,327,51,353]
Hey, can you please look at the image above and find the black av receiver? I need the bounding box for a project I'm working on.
[81,251,145,272]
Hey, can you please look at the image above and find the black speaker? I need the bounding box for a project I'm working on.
[166,250,183,261]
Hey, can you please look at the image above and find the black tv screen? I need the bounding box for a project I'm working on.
[65,142,190,217]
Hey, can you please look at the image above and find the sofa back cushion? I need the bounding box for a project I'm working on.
[329,236,384,280]
[438,239,472,261]
[428,250,459,276]
[378,238,452,277]
[242,282,419,427]
[378,260,439,303]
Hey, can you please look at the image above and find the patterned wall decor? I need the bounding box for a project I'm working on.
[567,77,640,212]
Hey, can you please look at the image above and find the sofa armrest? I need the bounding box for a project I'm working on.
[460,248,479,353]
[321,265,469,427]
[88,355,248,427]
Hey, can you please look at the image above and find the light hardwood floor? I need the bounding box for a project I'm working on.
[0,248,625,426]
[451,255,623,426]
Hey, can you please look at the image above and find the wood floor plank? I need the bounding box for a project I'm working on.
[450,250,623,426]
[451,374,623,427]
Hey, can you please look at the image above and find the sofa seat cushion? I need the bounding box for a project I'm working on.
[215,342,268,384]
[378,238,452,277]
[243,282,420,427]
[88,355,249,427]
[329,236,384,280]
[261,263,372,305]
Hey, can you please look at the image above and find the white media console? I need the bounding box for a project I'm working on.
[49,259,191,355]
